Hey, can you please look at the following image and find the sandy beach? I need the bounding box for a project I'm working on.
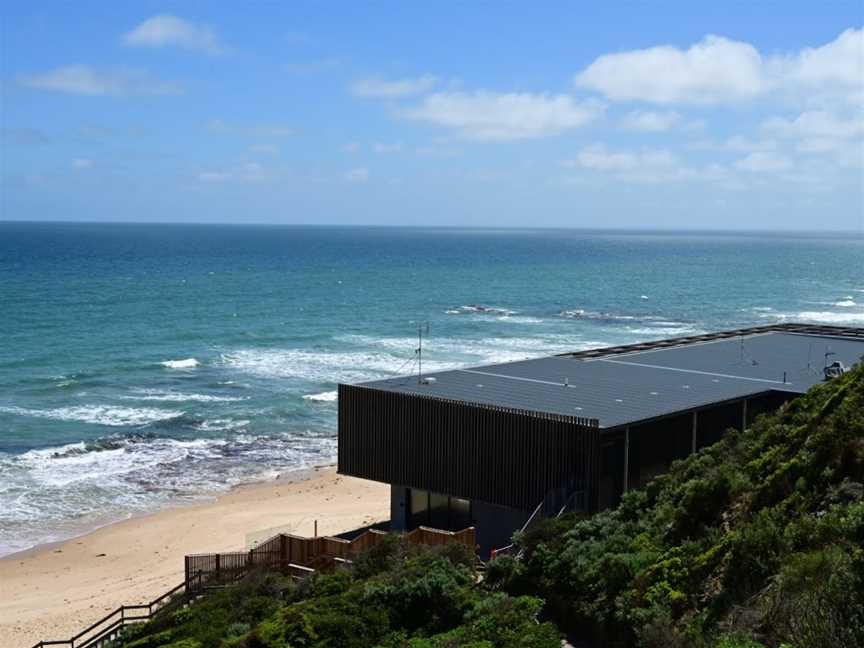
[0,467,389,648]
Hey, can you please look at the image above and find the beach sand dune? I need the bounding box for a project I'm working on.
[0,468,388,648]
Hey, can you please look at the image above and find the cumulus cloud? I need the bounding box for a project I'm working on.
[575,28,863,105]
[565,144,678,172]
[351,75,438,98]
[403,92,603,140]
[562,144,731,184]
[575,35,766,104]
[21,65,182,96]
[762,110,864,140]
[345,167,370,183]
[124,15,222,54]
[734,151,793,172]
[619,110,683,131]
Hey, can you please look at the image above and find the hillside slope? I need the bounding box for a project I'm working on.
[497,364,864,647]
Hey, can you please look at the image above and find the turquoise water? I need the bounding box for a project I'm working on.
[1,223,862,555]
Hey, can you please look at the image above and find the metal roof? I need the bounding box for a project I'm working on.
[352,324,864,429]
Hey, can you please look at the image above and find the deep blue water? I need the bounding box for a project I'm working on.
[1,223,862,554]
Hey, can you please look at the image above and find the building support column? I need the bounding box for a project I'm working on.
[623,428,630,494]
[691,411,698,454]
[742,400,748,431]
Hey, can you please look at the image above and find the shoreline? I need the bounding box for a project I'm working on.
[0,463,334,562]
[0,466,389,648]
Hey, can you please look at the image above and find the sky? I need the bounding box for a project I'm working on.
[1,1,863,230]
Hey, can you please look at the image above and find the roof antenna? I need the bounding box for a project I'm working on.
[417,322,430,384]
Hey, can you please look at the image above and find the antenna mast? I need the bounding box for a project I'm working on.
[417,322,430,384]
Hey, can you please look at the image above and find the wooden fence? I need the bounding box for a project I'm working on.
[185,526,476,592]
[33,526,475,647]
[29,576,197,648]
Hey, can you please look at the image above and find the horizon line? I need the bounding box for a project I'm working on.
[1,219,862,236]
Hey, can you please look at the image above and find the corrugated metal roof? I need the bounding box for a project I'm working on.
[353,325,864,429]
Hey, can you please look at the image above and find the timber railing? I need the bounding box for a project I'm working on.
[33,526,476,648]
[29,574,200,648]
[186,525,477,592]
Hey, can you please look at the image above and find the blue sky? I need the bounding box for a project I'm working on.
[2,2,862,229]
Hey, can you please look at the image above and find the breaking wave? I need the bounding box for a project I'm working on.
[161,358,200,369]
[0,405,184,427]
[121,389,247,403]
[445,305,517,316]
[0,430,336,556]
[303,391,338,402]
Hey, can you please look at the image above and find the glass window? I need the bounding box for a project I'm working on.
[449,497,471,530]
[429,492,449,529]
[410,489,429,528]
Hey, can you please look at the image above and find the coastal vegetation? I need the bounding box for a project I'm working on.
[116,365,864,647]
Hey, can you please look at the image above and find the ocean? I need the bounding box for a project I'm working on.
[1,222,862,556]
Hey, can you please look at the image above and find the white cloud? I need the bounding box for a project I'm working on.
[21,65,182,96]
[762,110,864,140]
[403,92,603,140]
[351,75,438,98]
[206,119,295,138]
[373,142,403,153]
[71,158,93,169]
[789,28,863,90]
[566,144,678,172]
[345,167,370,183]
[563,144,730,184]
[619,110,682,131]
[762,110,864,155]
[688,136,778,153]
[721,136,778,153]
[574,28,863,105]
[575,35,766,104]
[734,151,793,172]
[124,15,222,54]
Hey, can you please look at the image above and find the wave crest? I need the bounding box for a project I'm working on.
[161,358,200,369]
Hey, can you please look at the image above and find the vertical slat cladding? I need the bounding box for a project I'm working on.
[338,384,600,510]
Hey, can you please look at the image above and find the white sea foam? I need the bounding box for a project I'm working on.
[194,419,251,431]
[122,389,246,403]
[303,391,338,402]
[491,315,543,324]
[0,430,338,556]
[795,311,864,324]
[445,305,517,316]
[834,300,856,307]
[0,405,183,427]
[161,358,200,369]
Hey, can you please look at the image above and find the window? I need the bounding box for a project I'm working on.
[407,489,472,530]
[410,489,429,528]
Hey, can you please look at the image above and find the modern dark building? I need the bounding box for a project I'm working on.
[338,323,864,553]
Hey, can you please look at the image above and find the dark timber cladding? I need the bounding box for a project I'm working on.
[338,384,600,510]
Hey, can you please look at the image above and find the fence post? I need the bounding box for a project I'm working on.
[215,553,221,583]
[184,556,190,593]
[280,534,288,572]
